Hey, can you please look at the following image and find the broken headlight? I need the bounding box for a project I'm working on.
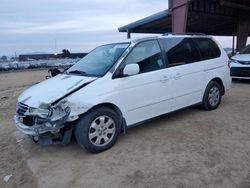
[28,107,52,118]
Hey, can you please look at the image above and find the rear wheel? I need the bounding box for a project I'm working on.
[202,81,222,111]
[75,107,121,153]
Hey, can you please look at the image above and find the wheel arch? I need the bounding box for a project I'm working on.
[86,103,127,133]
[209,77,225,95]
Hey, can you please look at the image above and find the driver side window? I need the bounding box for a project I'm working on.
[124,40,165,74]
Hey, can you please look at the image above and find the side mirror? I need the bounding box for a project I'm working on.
[123,64,140,76]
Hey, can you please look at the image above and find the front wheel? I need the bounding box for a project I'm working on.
[202,81,222,111]
[75,107,121,153]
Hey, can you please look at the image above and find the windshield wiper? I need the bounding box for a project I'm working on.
[67,70,87,76]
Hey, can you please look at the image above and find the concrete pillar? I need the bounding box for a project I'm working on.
[236,13,250,52]
[170,0,189,33]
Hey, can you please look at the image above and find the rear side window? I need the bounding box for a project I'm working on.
[194,38,221,60]
[161,37,201,67]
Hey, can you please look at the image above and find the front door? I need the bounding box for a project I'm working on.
[112,40,173,126]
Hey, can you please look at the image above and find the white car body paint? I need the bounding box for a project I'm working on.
[18,74,97,107]
[64,36,231,126]
[15,35,231,139]
[230,53,250,79]
[232,54,250,62]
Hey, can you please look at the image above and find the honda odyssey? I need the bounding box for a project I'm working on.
[15,34,231,153]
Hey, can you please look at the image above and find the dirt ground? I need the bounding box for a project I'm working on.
[0,70,250,188]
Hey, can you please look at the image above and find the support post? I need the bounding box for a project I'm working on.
[232,36,235,55]
[236,13,250,52]
[170,0,189,34]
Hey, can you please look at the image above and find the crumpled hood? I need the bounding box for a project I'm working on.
[232,54,250,62]
[18,74,97,107]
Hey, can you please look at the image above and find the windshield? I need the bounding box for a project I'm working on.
[239,44,250,54]
[66,43,130,77]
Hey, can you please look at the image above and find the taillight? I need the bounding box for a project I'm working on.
[228,60,231,68]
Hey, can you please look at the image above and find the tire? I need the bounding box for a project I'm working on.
[75,107,121,153]
[202,81,222,111]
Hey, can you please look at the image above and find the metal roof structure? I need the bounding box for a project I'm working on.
[119,0,250,36]
[119,10,171,34]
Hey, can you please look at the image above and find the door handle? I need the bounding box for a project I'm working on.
[160,76,169,82]
[174,73,181,80]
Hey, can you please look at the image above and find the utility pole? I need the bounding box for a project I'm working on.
[15,52,17,61]
[54,39,57,55]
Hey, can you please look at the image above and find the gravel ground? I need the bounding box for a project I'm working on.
[0,70,250,188]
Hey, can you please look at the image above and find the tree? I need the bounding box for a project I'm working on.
[61,49,71,58]
[0,56,7,62]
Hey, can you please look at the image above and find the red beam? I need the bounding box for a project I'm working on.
[171,0,189,33]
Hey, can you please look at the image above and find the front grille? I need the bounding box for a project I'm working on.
[23,116,35,126]
[17,102,29,116]
[231,67,250,77]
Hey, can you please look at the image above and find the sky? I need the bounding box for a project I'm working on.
[0,0,249,56]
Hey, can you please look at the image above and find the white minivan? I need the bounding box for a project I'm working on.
[15,34,231,153]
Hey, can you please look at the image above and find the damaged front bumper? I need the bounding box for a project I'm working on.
[14,101,73,144]
[14,114,69,136]
[15,115,49,136]
[15,115,73,144]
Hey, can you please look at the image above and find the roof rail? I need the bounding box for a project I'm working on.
[162,32,206,36]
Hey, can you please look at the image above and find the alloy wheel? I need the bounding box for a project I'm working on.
[88,115,116,147]
[208,86,220,106]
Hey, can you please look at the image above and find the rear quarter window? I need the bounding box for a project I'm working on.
[194,38,221,60]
